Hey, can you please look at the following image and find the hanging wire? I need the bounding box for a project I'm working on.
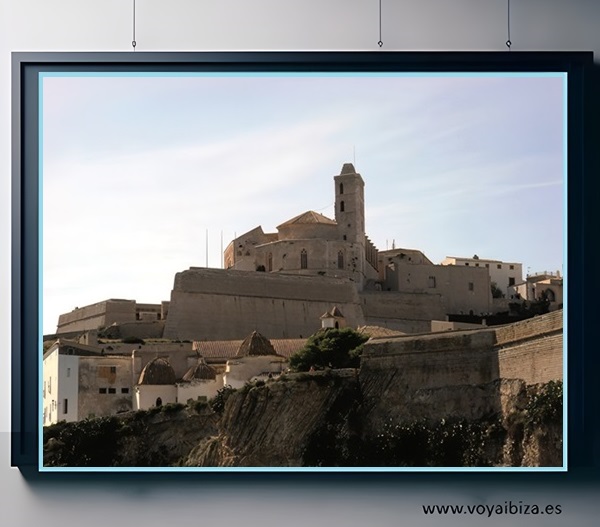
[132,0,137,51]
[506,0,512,51]
[378,0,383,47]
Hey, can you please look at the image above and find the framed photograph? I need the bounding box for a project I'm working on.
[11,51,592,473]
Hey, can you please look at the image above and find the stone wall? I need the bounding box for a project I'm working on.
[495,310,563,385]
[57,299,137,334]
[163,268,365,340]
[360,291,446,333]
[360,310,563,428]
[77,356,133,419]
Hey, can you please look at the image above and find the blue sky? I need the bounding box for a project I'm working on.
[42,73,564,335]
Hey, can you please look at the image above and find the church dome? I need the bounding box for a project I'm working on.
[182,357,217,381]
[138,357,176,385]
[236,331,279,358]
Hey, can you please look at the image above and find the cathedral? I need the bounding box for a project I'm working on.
[223,163,380,290]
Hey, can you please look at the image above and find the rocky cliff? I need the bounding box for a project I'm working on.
[44,370,562,468]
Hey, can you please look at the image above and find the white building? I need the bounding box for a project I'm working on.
[43,340,132,425]
[441,256,523,297]
[223,331,287,389]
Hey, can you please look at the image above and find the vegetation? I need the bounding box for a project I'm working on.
[288,328,368,372]
[525,381,562,427]
[209,385,236,414]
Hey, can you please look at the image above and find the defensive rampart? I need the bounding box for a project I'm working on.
[360,310,563,428]
[163,268,366,340]
[57,299,137,334]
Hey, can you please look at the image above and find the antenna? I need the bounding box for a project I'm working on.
[206,229,208,268]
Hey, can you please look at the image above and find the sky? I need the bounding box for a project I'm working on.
[42,72,565,335]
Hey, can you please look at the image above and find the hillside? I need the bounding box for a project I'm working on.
[43,369,562,468]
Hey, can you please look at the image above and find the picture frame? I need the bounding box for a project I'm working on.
[11,51,593,473]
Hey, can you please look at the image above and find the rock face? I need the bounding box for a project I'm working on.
[43,371,562,468]
[183,371,360,467]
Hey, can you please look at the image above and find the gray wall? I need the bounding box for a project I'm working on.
[1,1,598,526]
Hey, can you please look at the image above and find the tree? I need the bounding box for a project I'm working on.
[289,328,368,372]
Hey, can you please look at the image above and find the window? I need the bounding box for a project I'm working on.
[300,249,307,269]
[339,183,344,194]
[338,251,344,269]
[99,388,107,394]
[475,263,479,267]
[508,277,515,286]
[63,399,68,414]
[497,264,502,269]
[121,387,129,394]
[110,366,117,374]
[343,235,347,240]
[43,381,46,398]
[267,252,273,272]
[340,200,345,212]
[509,265,515,270]
[465,262,469,266]
[48,377,51,394]
[485,263,489,268]
[428,276,436,288]
[66,367,71,377]
[468,282,474,291]
[108,388,116,394]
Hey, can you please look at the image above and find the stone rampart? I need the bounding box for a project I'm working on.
[163,268,365,340]
[57,299,137,334]
[360,291,446,333]
[360,310,562,427]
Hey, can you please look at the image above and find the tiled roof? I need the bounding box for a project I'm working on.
[236,331,280,358]
[277,211,336,229]
[194,338,307,360]
[182,357,217,381]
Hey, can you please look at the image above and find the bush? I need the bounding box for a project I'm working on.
[209,385,236,414]
[160,402,185,414]
[289,328,368,372]
[525,381,562,426]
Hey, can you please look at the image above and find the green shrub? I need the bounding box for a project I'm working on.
[209,385,236,414]
[289,328,368,372]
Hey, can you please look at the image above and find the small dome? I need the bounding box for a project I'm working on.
[138,357,176,385]
[236,331,279,358]
[182,357,217,381]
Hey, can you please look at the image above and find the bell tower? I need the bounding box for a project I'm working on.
[334,163,365,244]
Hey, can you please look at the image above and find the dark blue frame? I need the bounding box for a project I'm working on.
[11,51,596,474]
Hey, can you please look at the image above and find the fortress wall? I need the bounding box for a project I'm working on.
[360,291,447,324]
[494,309,563,345]
[362,330,499,390]
[116,321,165,340]
[360,311,562,426]
[164,269,364,341]
[362,311,562,389]
[497,334,563,385]
[57,299,137,334]
[173,268,359,302]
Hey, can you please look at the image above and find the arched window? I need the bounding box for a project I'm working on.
[337,251,344,269]
[267,252,273,272]
[340,183,344,194]
[300,249,308,269]
[155,397,162,407]
[340,200,345,212]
